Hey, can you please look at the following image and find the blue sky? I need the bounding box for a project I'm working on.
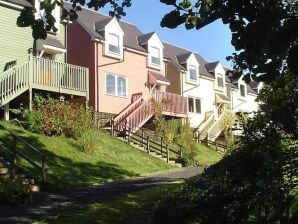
[99,0,234,67]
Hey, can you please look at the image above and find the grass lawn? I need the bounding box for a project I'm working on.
[0,121,173,191]
[35,182,183,224]
[195,143,224,166]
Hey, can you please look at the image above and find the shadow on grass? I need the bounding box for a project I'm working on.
[0,126,138,191]
[43,183,180,224]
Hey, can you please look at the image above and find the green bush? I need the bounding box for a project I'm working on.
[23,95,94,138]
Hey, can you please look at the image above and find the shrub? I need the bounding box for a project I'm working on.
[23,95,94,138]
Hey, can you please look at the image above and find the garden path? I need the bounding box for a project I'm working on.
[0,166,204,223]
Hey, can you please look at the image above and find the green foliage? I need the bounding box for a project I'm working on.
[78,129,101,154]
[152,98,198,165]
[153,75,298,223]
[160,0,298,81]
[23,95,94,138]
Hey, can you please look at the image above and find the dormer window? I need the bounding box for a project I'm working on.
[101,17,124,60]
[108,33,120,54]
[188,65,198,82]
[150,47,161,66]
[240,84,246,97]
[217,74,224,88]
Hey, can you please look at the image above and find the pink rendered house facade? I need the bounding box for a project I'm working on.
[66,4,185,119]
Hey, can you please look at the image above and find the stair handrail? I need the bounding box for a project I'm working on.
[113,97,144,124]
[125,94,155,133]
[0,124,47,183]
[0,62,30,105]
[198,112,215,133]
[207,109,232,141]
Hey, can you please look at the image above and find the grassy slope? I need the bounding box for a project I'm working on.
[36,182,183,224]
[195,144,224,166]
[0,122,172,190]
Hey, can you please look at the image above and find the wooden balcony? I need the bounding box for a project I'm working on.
[31,56,89,97]
[0,56,89,108]
[155,91,187,118]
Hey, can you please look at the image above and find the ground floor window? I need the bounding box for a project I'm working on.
[188,97,201,114]
[106,73,127,97]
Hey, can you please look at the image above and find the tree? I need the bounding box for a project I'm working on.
[17,0,297,82]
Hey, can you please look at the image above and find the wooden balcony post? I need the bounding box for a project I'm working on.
[147,136,150,153]
[141,129,144,147]
[41,155,46,183]
[28,58,33,111]
[166,145,169,163]
[111,119,114,136]
[10,136,17,179]
[4,103,9,121]
[160,136,163,156]
[180,145,183,159]
[128,128,131,145]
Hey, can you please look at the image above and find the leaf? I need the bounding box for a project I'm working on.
[179,0,192,9]
[161,10,185,28]
[160,0,176,5]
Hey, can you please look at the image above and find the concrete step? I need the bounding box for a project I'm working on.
[21,178,35,185]
[29,184,40,192]
[0,167,9,175]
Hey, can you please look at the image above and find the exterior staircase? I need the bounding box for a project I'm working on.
[112,91,187,135]
[0,157,40,194]
[207,109,231,142]
[0,124,47,197]
[110,91,187,166]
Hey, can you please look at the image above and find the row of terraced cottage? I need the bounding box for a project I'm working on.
[0,0,262,142]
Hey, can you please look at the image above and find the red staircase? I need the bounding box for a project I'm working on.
[112,91,187,135]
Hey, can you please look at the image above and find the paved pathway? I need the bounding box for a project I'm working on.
[0,166,203,224]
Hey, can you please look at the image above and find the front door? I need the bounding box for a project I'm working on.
[40,53,53,86]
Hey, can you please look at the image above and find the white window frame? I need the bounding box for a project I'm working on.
[188,97,201,114]
[216,73,224,88]
[105,73,128,98]
[150,46,161,66]
[239,84,246,99]
[108,33,120,55]
[187,65,199,85]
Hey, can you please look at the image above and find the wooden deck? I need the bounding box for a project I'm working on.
[0,56,89,107]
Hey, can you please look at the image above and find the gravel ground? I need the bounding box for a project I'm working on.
[0,166,204,224]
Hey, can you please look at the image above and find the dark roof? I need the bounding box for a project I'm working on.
[205,61,220,72]
[228,77,257,94]
[94,18,112,32]
[137,32,155,45]
[4,0,32,7]
[163,42,213,79]
[40,36,65,49]
[64,2,147,53]
[176,52,192,64]
[149,71,169,83]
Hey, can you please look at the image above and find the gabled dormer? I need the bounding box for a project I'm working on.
[138,32,164,70]
[177,52,200,85]
[205,61,226,92]
[96,17,124,60]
